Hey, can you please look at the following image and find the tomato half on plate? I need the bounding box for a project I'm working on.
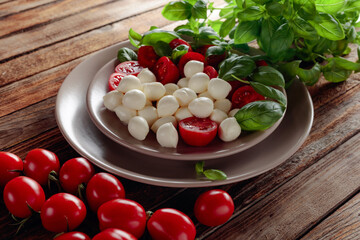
[108,72,126,91]
[179,117,218,147]
[137,46,159,69]
[153,56,179,85]
[231,85,265,109]
[115,61,143,76]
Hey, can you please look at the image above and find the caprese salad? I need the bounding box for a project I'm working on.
[103,28,287,148]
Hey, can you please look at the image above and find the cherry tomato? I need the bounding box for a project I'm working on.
[255,60,268,66]
[0,152,23,187]
[23,148,60,186]
[178,52,205,77]
[86,172,125,212]
[108,72,126,91]
[92,228,137,240]
[137,46,159,69]
[227,80,245,100]
[194,189,234,226]
[231,85,265,109]
[54,232,90,240]
[203,65,218,79]
[169,39,192,51]
[40,193,86,232]
[153,56,180,84]
[98,199,146,238]
[179,117,218,147]
[59,157,95,195]
[3,176,45,218]
[115,61,143,76]
[147,208,196,240]
[197,45,226,68]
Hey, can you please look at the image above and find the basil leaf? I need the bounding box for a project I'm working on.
[259,17,281,53]
[199,26,220,40]
[218,55,256,80]
[296,62,321,86]
[234,20,260,44]
[253,0,272,4]
[291,17,318,40]
[192,0,208,19]
[171,44,189,62]
[117,47,138,62]
[203,169,227,181]
[153,41,173,57]
[235,101,284,131]
[162,1,192,21]
[219,17,236,38]
[252,66,285,87]
[267,23,294,62]
[237,6,264,21]
[293,0,317,20]
[206,45,226,57]
[176,28,196,37]
[315,0,346,14]
[266,1,284,16]
[330,57,360,71]
[141,29,180,46]
[128,28,142,48]
[309,13,345,41]
[277,60,302,81]
[250,82,287,107]
[195,161,204,174]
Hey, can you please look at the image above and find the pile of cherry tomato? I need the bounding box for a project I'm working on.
[0,149,234,239]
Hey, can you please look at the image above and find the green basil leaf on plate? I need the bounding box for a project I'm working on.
[252,66,285,87]
[250,82,287,107]
[117,47,138,62]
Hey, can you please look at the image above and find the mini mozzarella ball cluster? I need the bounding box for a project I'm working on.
[103,60,241,148]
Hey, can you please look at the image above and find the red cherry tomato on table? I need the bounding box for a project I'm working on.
[178,52,205,77]
[59,157,95,195]
[0,152,23,187]
[115,61,143,76]
[54,231,90,240]
[40,193,87,232]
[179,117,218,147]
[169,38,193,51]
[23,148,60,186]
[137,45,159,69]
[92,228,137,240]
[231,85,265,109]
[147,208,196,240]
[86,172,125,212]
[97,199,146,238]
[3,176,45,218]
[108,72,126,91]
[203,65,218,79]
[194,189,234,226]
[153,56,180,84]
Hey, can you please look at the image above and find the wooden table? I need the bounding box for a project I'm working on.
[1,1,360,239]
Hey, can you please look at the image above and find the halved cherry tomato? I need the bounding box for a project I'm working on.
[169,38,192,51]
[86,172,125,212]
[23,148,60,186]
[3,176,45,218]
[92,228,137,240]
[137,46,159,69]
[98,199,146,238]
[231,85,265,109]
[0,152,23,187]
[227,80,245,100]
[40,193,87,233]
[194,189,234,226]
[203,65,218,79]
[59,157,95,195]
[147,208,196,240]
[54,232,90,240]
[153,56,180,84]
[108,72,126,91]
[115,61,143,76]
[197,44,226,68]
[255,60,268,66]
[179,117,218,147]
[178,52,205,77]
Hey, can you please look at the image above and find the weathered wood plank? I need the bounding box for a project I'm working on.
[0,0,114,36]
[301,192,360,240]
[0,0,54,18]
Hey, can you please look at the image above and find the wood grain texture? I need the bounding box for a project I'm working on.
[0,0,55,18]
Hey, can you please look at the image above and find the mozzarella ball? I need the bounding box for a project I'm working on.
[157,95,179,117]
[103,90,123,111]
[214,99,232,113]
[138,106,158,126]
[188,73,210,93]
[164,83,179,95]
[114,105,137,125]
[151,116,177,133]
[175,107,193,121]
[137,68,156,83]
[198,91,214,101]
[218,117,241,142]
[208,78,232,100]
[210,109,228,124]
[156,122,178,148]
[122,89,146,110]
[228,108,240,117]
[188,97,214,118]
[184,60,204,78]
[143,82,166,101]
[177,77,189,88]
[173,88,197,107]
[128,116,149,141]
[117,75,142,93]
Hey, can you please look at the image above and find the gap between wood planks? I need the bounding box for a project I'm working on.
[0,0,61,19]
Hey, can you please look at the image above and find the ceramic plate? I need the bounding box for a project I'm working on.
[55,41,313,188]
[86,56,285,161]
